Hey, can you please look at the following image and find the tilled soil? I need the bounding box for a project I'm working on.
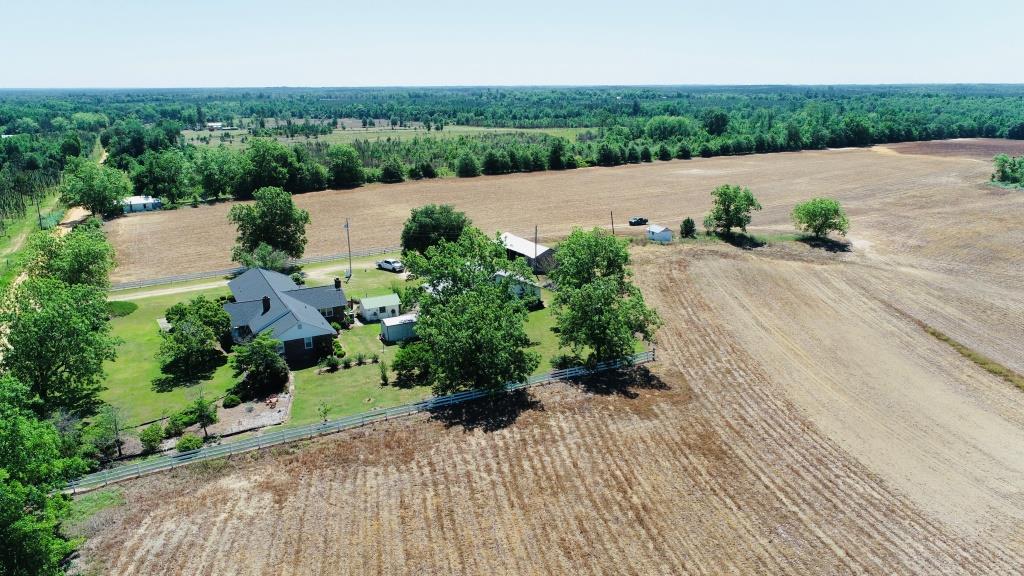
[105,138,1024,283]
[78,139,1024,574]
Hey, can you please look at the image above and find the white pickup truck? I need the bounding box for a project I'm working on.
[375,258,405,272]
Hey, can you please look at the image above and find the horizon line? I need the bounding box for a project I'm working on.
[2,82,1024,92]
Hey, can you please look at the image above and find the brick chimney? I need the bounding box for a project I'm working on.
[261,295,271,314]
[334,277,342,290]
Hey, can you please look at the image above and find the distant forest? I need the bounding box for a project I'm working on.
[3,85,1024,216]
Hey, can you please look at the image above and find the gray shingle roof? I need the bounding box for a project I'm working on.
[287,285,347,310]
[224,269,344,341]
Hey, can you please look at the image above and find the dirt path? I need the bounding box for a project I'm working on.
[107,279,229,301]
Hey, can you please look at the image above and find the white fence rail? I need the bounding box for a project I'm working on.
[66,350,655,493]
[109,245,402,291]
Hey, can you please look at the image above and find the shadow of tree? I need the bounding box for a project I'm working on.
[716,231,765,250]
[152,352,227,392]
[429,388,543,433]
[796,236,852,252]
[570,365,669,399]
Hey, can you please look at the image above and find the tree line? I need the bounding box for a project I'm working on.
[0,217,123,576]
[5,86,1024,215]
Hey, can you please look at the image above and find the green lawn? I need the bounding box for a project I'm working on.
[101,287,235,427]
[290,293,567,426]
[101,261,621,431]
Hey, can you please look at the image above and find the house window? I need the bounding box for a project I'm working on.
[275,342,285,355]
[304,336,313,350]
[321,307,334,317]
[378,306,385,313]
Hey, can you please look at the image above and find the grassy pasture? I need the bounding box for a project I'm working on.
[183,121,586,150]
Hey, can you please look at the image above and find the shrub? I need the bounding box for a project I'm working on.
[140,423,164,453]
[332,339,346,358]
[163,409,197,438]
[676,144,692,160]
[107,301,138,318]
[290,272,305,285]
[681,217,696,238]
[355,352,367,365]
[371,352,380,364]
[221,393,242,408]
[330,321,342,332]
[342,357,353,369]
[324,355,340,372]
[380,157,406,183]
[379,361,390,386]
[175,434,203,452]
[456,153,481,177]
[657,144,672,161]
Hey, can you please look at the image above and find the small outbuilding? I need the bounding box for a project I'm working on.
[646,224,674,244]
[500,232,556,274]
[494,270,542,300]
[381,313,418,344]
[123,195,162,213]
[357,293,401,322]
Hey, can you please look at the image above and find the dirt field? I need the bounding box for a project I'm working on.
[105,138,1024,284]
[78,139,1024,574]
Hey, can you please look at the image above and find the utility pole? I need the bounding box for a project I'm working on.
[35,193,43,229]
[344,218,353,281]
[610,211,616,235]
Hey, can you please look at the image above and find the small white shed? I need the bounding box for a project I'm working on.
[646,224,674,244]
[123,195,162,213]
[494,270,542,300]
[381,313,417,344]
[357,293,401,322]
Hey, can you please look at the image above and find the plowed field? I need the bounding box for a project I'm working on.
[78,139,1024,574]
[106,138,1023,283]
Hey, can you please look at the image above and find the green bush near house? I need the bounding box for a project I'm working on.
[221,393,241,408]
[140,423,164,453]
[175,434,203,452]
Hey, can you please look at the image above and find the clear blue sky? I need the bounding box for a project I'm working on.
[4,0,1023,88]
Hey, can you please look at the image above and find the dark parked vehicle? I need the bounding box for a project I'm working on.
[628,216,648,226]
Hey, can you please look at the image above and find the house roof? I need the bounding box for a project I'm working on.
[224,268,342,341]
[647,224,669,234]
[287,285,347,310]
[500,232,551,259]
[382,312,418,327]
[359,293,401,309]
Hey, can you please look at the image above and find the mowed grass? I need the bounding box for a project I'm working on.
[101,287,235,427]
[290,293,567,426]
[103,254,632,429]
